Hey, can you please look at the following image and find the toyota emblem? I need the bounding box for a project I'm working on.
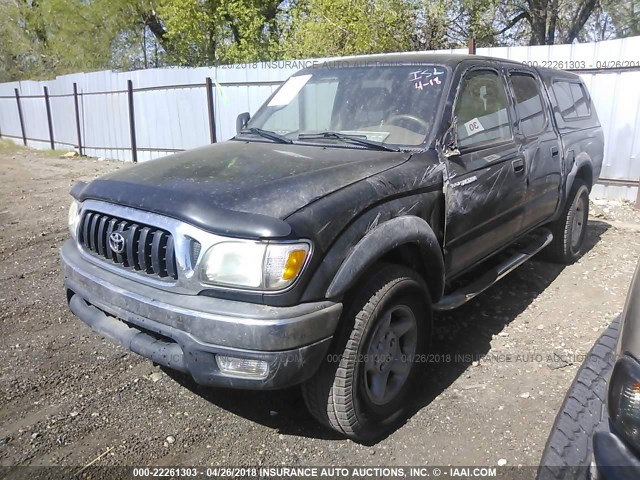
[109,232,126,254]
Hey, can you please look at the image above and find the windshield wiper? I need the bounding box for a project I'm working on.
[297,131,399,152]
[239,127,293,144]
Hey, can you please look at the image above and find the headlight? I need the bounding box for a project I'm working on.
[68,200,80,239]
[200,241,310,291]
[609,355,640,450]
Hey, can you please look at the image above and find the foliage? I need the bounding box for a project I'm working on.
[0,0,639,81]
[602,0,640,38]
[156,0,284,65]
[0,0,160,81]
[0,139,22,153]
[281,0,421,58]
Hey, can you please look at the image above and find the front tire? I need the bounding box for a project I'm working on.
[536,317,620,480]
[302,263,431,442]
[547,180,590,264]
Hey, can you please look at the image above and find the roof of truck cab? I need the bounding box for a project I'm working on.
[322,52,526,67]
[534,66,582,81]
[309,53,585,80]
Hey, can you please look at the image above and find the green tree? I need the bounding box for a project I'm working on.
[282,0,422,58]
[488,0,601,45]
[602,0,640,37]
[0,0,52,81]
[0,0,162,81]
[155,0,284,65]
[2,0,640,82]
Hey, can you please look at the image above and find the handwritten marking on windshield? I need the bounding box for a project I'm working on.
[409,68,445,90]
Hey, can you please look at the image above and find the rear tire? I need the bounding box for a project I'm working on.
[302,263,431,442]
[546,180,590,264]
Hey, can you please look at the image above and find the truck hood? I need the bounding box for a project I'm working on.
[74,140,411,238]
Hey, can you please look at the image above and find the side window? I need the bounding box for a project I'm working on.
[570,83,590,117]
[454,71,512,149]
[551,81,591,120]
[510,73,546,137]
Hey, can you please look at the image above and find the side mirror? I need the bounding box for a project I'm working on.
[443,143,461,159]
[236,112,250,134]
[441,117,461,158]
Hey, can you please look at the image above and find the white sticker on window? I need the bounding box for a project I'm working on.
[268,74,312,107]
[464,117,485,136]
[483,154,500,163]
[340,131,391,143]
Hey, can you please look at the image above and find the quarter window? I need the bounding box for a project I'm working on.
[510,74,546,137]
[454,71,512,148]
[551,81,591,119]
[570,83,590,117]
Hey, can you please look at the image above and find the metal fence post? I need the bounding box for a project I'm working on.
[73,83,83,155]
[14,88,27,146]
[205,77,217,143]
[127,79,138,163]
[43,86,55,150]
[468,37,476,55]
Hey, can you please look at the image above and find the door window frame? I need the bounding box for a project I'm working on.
[506,69,549,139]
[451,66,515,154]
[551,79,592,121]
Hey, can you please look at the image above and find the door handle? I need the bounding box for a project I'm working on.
[551,146,559,157]
[512,158,525,174]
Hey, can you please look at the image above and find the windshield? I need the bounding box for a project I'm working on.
[246,65,447,147]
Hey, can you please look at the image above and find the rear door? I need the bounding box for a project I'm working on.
[444,66,528,277]
[505,69,562,230]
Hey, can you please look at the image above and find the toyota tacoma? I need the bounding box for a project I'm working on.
[61,54,604,441]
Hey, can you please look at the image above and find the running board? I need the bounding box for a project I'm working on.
[433,229,553,311]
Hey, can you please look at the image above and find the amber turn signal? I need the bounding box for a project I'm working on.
[282,249,307,281]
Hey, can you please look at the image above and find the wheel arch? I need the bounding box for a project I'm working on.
[574,163,593,191]
[567,155,594,196]
[558,155,594,218]
[325,216,445,303]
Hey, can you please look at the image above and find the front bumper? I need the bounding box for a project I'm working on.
[593,430,640,480]
[592,355,640,480]
[61,240,342,389]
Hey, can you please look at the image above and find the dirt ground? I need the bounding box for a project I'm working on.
[1,141,640,473]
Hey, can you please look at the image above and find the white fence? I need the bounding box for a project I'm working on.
[0,37,639,202]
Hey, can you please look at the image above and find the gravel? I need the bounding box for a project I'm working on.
[1,143,639,468]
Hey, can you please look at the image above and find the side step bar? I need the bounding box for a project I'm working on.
[433,229,553,311]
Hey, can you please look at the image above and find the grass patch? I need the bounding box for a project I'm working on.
[0,138,22,153]
[41,148,77,157]
[0,138,76,157]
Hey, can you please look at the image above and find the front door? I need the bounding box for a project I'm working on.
[444,67,528,277]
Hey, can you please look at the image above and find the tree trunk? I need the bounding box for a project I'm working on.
[144,13,169,51]
[142,26,148,69]
[562,0,599,43]
[546,0,558,44]
[528,0,549,45]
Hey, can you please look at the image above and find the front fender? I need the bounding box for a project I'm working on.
[325,215,444,301]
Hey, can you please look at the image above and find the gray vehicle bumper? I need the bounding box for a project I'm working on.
[592,430,640,480]
[61,240,342,389]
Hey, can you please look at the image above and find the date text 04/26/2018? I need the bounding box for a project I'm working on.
[521,60,640,69]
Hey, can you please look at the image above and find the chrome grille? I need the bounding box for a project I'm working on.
[78,210,178,280]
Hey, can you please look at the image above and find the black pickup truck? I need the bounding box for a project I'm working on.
[61,54,604,441]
